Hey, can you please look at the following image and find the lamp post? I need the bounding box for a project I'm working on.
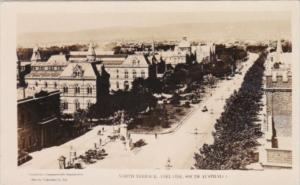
[165,157,172,170]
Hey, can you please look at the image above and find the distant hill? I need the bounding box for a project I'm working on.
[17,20,291,47]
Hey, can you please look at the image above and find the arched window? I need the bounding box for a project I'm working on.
[87,86,92,94]
[116,81,119,89]
[35,81,38,87]
[62,101,68,110]
[132,70,137,79]
[63,86,68,93]
[54,82,57,89]
[124,70,129,79]
[141,70,146,78]
[74,85,80,94]
[44,82,48,88]
[74,100,80,110]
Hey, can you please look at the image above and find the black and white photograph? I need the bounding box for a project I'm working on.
[1,1,299,185]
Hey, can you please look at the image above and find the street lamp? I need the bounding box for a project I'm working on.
[165,157,172,170]
[69,145,76,166]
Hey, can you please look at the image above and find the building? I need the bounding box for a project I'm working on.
[102,54,150,91]
[25,52,69,92]
[260,40,292,169]
[59,61,98,113]
[24,43,148,113]
[17,53,31,87]
[25,43,105,114]
[18,89,61,154]
[68,46,150,91]
[195,43,216,63]
[176,36,192,55]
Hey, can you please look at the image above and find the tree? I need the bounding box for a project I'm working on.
[194,51,267,169]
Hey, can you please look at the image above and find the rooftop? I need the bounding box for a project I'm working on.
[25,71,63,78]
[31,54,68,66]
[17,87,60,101]
[59,62,97,79]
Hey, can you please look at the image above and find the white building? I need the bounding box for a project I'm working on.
[259,40,292,169]
[25,43,102,114]
[24,43,151,113]
[195,43,216,63]
[102,54,150,91]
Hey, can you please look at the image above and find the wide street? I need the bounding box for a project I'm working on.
[20,53,259,170]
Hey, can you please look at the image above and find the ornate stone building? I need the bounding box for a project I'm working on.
[25,43,105,114]
[24,43,150,113]
[260,40,292,168]
[102,54,150,91]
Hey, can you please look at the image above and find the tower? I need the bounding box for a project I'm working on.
[276,40,283,64]
[31,45,41,62]
[87,43,96,62]
[152,40,155,52]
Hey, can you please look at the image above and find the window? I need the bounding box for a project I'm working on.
[35,81,38,87]
[75,85,80,94]
[87,86,92,94]
[272,72,277,82]
[62,102,68,110]
[124,81,129,90]
[125,70,129,79]
[132,70,137,79]
[54,82,57,89]
[116,74,119,79]
[116,81,119,89]
[75,71,81,77]
[87,101,92,108]
[63,86,68,93]
[44,82,48,88]
[75,100,80,110]
[283,71,288,82]
[141,70,146,78]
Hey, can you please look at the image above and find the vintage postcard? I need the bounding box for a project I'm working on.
[0,1,299,185]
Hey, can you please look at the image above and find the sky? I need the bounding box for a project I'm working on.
[17,11,291,34]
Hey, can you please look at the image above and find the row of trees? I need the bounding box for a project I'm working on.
[194,51,267,170]
[17,44,88,61]
[88,77,158,119]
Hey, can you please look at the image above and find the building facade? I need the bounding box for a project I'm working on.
[24,43,150,113]
[18,89,61,154]
[25,44,102,114]
[260,40,292,169]
[102,54,150,91]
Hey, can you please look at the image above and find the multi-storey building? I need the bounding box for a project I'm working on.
[102,54,150,91]
[18,89,61,154]
[24,43,150,113]
[260,40,292,169]
[25,43,103,114]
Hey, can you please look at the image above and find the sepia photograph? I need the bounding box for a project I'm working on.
[1,1,300,185]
